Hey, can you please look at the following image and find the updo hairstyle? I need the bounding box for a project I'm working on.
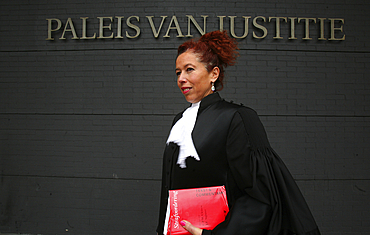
[177,30,239,91]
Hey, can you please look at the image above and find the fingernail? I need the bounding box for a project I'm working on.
[180,221,186,226]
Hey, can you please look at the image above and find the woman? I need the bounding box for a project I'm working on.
[157,30,321,235]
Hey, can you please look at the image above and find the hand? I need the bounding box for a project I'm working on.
[180,220,203,235]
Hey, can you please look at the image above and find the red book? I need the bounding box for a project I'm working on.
[166,186,229,235]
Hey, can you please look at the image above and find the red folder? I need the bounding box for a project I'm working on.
[167,186,229,235]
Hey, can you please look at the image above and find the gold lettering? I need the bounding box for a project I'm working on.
[269,16,287,39]
[288,17,297,39]
[46,18,62,40]
[60,18,79,40]
[298,17,316,40]
[252,16,267,39]
[329,18,345,41]
[218,16,226,31]
[45,15,345,42]
[229,16,250,39]
[164,16,184,38]
[146,16,167,38]
[80,17,96,39]
[126,16,140,38]
[97,16,114,39]
[115,16,124,39]
[186,15,208,37]
[318,18,326,40]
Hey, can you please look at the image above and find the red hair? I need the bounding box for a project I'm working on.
[177,30,239,91]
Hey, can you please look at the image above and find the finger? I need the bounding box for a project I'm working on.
[180,220,203,235]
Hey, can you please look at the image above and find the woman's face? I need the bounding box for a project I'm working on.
[176,51,219,103]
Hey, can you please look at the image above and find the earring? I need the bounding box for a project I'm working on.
[211,82,216,91]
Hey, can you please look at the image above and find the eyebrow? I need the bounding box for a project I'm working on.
[176,63,195,71]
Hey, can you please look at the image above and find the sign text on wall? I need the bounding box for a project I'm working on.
[46,15,345,41]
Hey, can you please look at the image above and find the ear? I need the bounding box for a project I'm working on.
[210,66,220,83]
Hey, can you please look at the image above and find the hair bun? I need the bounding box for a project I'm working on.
[199,30,239,68]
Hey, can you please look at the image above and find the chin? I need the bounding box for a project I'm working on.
[184,94,201,103]
[185,98,196,103]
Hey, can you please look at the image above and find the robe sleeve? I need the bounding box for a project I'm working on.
[203,107,320,235]
[156,113,183,234]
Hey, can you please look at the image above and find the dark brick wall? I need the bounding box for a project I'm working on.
[1,0,369,234]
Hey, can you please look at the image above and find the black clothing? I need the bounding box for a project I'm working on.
[157,93,320,235]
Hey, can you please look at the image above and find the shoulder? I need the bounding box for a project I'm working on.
[218,99,259,118]
[221,101,270,147]
[215,99,264,130]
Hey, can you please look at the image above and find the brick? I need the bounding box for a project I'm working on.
[1,0,370,234]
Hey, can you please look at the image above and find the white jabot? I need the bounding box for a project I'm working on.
[166,101,201,168]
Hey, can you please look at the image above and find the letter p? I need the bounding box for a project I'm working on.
[46,18,62,40]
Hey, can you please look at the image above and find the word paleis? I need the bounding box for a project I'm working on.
[46,15,345,41]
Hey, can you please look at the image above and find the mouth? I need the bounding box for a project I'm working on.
[181,87,192,94]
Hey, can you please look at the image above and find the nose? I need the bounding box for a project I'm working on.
[177,72,187,83]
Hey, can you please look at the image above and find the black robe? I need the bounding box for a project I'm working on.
[157,93,320,235]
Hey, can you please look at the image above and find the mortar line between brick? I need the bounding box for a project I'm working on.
[0,113,369,118]
[1,174,369,182]
[1,48,369,54]
[0,174,162,182]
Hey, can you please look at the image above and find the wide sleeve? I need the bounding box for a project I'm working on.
[156,113,183,234]
[203,108,320,235]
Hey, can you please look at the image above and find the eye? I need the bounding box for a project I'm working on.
[176,71,181,76]
[186,67,194,72]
